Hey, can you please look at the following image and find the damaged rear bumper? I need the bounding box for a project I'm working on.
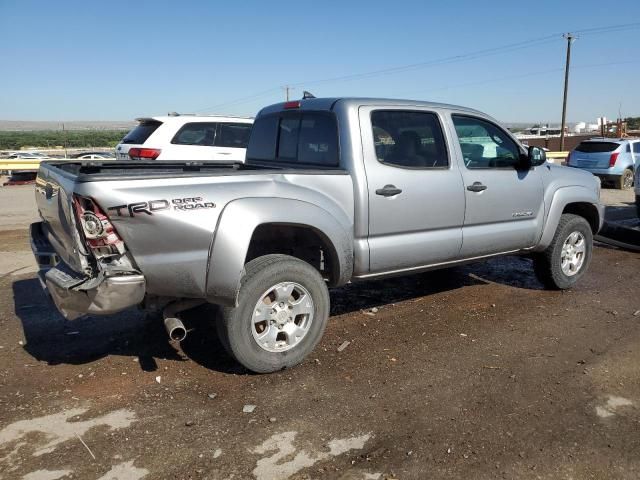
[30,222,145,319]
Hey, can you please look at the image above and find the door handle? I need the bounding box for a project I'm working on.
[375,184,402,197]
[466,182,487,192]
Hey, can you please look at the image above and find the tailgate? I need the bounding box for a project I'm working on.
[574,151,612,169]
[35,163,88,273]
[573,142,620,169]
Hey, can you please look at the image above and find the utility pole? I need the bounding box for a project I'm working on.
[282,85,294,101]
[62,122,68,158]
[559,33,575,151]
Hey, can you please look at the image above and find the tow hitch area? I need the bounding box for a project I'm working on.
[30,221,145,320]
[45,265,145,320]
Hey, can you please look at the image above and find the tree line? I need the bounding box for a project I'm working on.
[625,117,640,130]
[0,130,127,150]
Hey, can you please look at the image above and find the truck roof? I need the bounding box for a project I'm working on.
[258,97,487,117]
[135,114,254,124]
[582,137,638,144]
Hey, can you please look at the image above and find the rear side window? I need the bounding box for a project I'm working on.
[215,123,252,148]
[172,122,217,146]
[246,112,339,167]
[121,121,162,144]
[634,143,640,154]
[371,110,448,168]
[575,142,620,153]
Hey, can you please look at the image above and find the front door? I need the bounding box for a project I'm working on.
[359,107,466,274]
[450,114,544,258]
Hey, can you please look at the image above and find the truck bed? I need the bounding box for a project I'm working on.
[47,161,346,182]
[34,160,354,306]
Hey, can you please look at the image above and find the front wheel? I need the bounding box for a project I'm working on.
[217,254,330,373]
[533,213,593,289]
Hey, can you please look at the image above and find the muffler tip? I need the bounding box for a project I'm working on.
[164,317,187,342]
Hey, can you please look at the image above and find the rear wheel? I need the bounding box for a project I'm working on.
[533,214,593,289]
[217,254,330,373]
[617,168,634,190]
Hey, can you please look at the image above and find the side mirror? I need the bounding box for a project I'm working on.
[527,145,546,167]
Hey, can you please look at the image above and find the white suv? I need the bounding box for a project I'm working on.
[115,114,253,162]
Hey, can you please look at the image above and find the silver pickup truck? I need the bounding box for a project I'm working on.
[31,97,604,373]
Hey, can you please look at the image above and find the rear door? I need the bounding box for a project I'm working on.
[450,114,544,257]
[212,122,253,162]
[116,120,162,160]
[359,107,466,273]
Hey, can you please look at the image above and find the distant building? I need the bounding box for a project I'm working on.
[572,118,606,134]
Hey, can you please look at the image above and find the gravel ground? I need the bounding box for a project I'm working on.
[0,183,639,480]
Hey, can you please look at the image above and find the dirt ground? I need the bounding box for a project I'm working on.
[0,184,639,480]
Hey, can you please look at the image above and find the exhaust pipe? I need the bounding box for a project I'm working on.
[164,316,187,342]
[162,299,204,342]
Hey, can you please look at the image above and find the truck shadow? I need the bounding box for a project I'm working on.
[330,255,543,315]
[12,278,186,372]
[12,255,543,374]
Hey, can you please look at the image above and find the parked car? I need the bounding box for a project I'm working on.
[31,97,603,373]
[73,151,116,160]
[566,138,639,190]
[7,151,52,160]
[115,114,253,162]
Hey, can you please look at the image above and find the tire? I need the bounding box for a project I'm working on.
[217,254,330,373]
[533,213,593,290]
[616,168,634,190]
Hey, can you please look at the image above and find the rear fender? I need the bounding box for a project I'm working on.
[205,198,353,306]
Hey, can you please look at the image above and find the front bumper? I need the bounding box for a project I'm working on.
[30,222,145,320]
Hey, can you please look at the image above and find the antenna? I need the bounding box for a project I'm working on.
[302,91,316,99]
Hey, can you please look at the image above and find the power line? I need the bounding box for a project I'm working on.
[397,60,639,99]
[573,22,640,35]
[290,37,561,88]
[196,35,560,112]
[194,87,282,113]
[195,22,640,112]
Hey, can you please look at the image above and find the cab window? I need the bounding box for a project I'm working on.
[371,110,448,168]
[452,115,521,169]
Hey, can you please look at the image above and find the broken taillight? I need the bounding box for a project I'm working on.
[73,195,125,258]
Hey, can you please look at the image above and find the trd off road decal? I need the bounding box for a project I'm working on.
[108,197,216,217]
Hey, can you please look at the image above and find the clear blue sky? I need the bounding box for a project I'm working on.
[0,0,638,123]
